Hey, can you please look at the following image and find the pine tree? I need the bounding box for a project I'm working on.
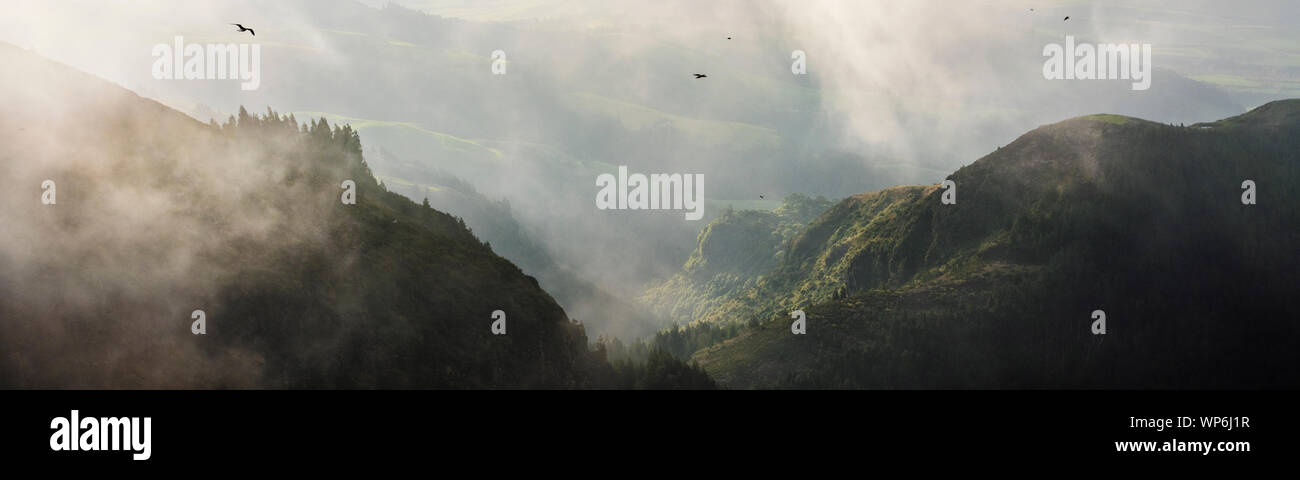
[237,105,253,127]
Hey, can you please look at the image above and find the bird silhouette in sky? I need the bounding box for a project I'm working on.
[759,195,765,199]
[1064,16,1070,21]
[231,23,255,36]
[693,73,707,79]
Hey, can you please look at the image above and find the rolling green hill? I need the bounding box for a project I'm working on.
[292,111,506,184]
[562,92,784,150]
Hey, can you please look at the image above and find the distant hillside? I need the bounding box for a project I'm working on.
[641,194,831,326]
[683,102,1300,388]
[0,43,710,388]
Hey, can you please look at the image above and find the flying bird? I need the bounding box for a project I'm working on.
[231,23,255,36]
[1063,16,1070,21]
[727,37,732,40]
[759,195,765,199]
[693,73,707,79]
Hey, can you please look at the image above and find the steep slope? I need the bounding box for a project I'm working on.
[0,43,605,388]
[691,102,1300,388]
[641,194,831,326]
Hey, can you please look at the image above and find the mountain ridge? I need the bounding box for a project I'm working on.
[664,100,1300,387]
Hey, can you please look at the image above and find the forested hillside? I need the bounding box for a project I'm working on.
[682,103,1300,388]
[0,43,710,388]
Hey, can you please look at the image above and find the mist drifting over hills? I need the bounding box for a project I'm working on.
[1,1,1297,389]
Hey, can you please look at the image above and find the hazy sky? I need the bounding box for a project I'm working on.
[4,0,1293,166]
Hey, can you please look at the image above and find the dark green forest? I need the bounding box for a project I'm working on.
[665,103,1300,388]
